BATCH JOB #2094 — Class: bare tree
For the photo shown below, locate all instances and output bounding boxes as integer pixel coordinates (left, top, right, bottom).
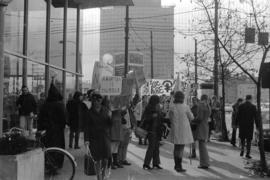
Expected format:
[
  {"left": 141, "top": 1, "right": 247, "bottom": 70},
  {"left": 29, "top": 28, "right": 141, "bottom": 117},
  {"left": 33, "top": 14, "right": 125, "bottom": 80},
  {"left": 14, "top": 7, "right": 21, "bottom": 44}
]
[{"left": 197, "top": 0, "right": 269, "bottom": 173}]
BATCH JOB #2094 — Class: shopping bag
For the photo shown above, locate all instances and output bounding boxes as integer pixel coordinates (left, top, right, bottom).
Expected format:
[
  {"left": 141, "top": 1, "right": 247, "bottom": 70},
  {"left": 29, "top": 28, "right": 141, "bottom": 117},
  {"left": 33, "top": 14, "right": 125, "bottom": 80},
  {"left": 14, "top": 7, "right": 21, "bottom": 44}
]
[
  {"left": 135, "top": 127, "right": 147, "bottom": 138},
  {"left": 84, "top": 154, "right": 96, "bottom": 175}
]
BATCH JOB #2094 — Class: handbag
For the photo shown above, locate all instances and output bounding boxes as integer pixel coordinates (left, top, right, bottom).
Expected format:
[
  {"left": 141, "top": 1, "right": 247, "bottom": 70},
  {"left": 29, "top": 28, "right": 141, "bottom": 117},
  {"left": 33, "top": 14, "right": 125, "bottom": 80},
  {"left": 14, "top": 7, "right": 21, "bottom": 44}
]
[
  {"left": 84, "top": 154, "right": 96, "bottom": 175},
  {"left": 135, "top": 127, "right": 148, "bottom": 138}
]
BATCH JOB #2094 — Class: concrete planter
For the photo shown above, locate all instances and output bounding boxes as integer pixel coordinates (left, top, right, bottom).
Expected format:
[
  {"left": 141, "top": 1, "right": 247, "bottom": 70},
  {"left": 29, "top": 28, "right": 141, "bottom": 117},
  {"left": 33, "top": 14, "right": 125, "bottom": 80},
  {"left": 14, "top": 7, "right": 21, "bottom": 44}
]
[{"left": 0, "top": 148, "right": 44, "bottom": 180}]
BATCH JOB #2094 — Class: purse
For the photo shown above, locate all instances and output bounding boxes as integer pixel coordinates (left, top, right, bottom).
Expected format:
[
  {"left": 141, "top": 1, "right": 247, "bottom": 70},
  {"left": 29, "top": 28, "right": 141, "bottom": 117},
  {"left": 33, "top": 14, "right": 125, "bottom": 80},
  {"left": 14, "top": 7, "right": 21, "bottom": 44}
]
[
  {"left": 84, "top": 154, "right": 96, "bottom": 176},
  {"left": 135, "top": 127, "right": 148, "bottom": 138}
]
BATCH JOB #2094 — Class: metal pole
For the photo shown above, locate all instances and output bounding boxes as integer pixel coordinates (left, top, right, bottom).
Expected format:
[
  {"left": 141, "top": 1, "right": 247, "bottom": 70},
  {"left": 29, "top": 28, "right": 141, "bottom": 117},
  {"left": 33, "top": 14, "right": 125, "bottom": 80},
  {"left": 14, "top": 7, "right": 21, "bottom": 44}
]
[
  {"left": 75, "top": 6, "right": 80, "bottom": 90},
  {"left": 124, "top": 5, "right": 129, "bottom": 78},
  {"left": 22, "top": 0, "right": 28, "bottom": 86},
  {"left": 0, "top": 4, "right": 7, "bottom": 137},
  {"left": 151, "top": 31, "right": 154, "bottom": 79},
  {"left": 214, "top": 0, "right": 219, "bottom": 97},
  {"left": 194, "top": 38, "right": 198, "bottom": 97},
  {"left": 45, "top": 0, "right": 51, "bottom": 96},
  {"left": 62, "top": 0, "right": 67, "bottom": 102}
]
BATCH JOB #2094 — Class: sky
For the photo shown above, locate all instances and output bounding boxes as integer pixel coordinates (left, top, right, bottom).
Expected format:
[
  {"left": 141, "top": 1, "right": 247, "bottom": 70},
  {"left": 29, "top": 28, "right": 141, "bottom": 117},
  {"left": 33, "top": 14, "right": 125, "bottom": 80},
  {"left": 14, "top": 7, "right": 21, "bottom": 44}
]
[
  {"left": 81, "top": 0, "right": 191, "bottom": 83},
  {"left": 81, "top": 0, "right": 270, "bottom": 83}
]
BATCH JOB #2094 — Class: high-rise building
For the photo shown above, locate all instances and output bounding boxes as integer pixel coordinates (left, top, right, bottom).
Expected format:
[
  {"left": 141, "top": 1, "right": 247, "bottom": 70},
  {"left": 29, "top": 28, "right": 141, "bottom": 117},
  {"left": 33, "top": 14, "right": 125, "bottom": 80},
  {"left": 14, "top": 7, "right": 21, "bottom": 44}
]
[{"left": 100, "top": 0, "right": 174, "bottom": 79}]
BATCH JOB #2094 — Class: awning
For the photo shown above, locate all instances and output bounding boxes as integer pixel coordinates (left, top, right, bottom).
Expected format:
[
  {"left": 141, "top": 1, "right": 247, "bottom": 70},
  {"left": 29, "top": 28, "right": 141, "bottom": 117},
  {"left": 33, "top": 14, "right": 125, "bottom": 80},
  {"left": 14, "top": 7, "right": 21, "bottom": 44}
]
[{"left": 46, "top": 0, "right": 134, "bottom": 9}]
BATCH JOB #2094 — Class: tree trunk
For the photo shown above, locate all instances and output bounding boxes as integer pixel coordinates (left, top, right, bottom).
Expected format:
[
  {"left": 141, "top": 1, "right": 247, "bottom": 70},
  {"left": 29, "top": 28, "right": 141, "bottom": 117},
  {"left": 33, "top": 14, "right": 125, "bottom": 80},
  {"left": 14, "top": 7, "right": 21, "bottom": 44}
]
[
  {"left": 220, "top": 65, "right": 229, "bottom": 141},
  {"left": 257, "top": 79, "right": 268, "bottom": 172}
]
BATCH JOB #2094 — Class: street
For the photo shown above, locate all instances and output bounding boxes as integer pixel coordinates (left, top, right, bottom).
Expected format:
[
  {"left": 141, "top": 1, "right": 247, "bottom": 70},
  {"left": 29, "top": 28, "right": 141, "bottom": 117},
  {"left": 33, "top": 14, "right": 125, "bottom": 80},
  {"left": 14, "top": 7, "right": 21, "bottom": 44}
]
[{"left": 65, "top": 133, "right": 269, "bottom": 180}]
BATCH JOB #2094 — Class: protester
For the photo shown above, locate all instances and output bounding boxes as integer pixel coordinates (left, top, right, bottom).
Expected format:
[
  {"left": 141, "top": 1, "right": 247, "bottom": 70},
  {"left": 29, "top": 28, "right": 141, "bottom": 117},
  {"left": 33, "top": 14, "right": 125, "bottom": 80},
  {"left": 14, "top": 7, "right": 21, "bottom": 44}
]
[
  {"left": 66, "top": 91, "right": 83, "bottom": 149},
  {"left": 37, "top": 83, "right": 66, "bottom": 172},
  {"left": 169, "top": 91, "right": 194, "bottom": 172},
  {"left": 211, "top": 96, "right": 221, "bottom": 133},
  {"left": 193, "top": 94, "right": 211, "bottom": 169},
  {"left": 142, "top": 95, "right": 164, "bottom": 170},
  {"left": 118, "top": 102, "right": 136, "bottom": 166},
  {"left": 110, "top": 109, "right": 124, "bottom": 169},
  {"left": 230, "top": 98, "right": 243, "bottom": 147},
  {"left": 134, "top": 95, "right": 148, "bottom": 145},
  {"left": 16, "top": 85, "right": 37, "bottom": 133},
  {"left": 236, "top": 95, "right": 258, "bottom": 159},
  {"left": 190, "top": 96, "right": 199, "bottom": 158},
  {"left": 84, "top": 93, "right": 112, "bottom": 180}
]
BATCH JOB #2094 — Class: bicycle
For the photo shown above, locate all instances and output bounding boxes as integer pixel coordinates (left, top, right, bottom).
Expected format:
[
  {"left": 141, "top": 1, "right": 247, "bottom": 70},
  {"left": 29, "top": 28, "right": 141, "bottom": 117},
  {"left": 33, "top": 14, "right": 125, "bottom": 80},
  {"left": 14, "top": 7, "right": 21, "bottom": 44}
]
[{"left": 7, "top": 127, "right": 77, "bottom": 180}]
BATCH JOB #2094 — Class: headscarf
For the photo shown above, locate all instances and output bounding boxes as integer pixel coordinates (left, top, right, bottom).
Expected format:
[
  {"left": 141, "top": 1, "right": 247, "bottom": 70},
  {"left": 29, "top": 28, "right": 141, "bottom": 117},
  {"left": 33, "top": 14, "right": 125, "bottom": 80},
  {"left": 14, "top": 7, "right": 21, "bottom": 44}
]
[{"left": 46, "top": 83, "right": 63, "bottom": 102}]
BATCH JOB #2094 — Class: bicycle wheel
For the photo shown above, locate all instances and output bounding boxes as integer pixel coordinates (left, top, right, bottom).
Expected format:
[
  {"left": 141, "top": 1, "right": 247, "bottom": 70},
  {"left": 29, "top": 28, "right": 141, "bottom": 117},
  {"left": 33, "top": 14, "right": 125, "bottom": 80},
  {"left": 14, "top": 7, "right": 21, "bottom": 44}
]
[{"left": 44, "top": 147, "right": 76, "bottom": 180}]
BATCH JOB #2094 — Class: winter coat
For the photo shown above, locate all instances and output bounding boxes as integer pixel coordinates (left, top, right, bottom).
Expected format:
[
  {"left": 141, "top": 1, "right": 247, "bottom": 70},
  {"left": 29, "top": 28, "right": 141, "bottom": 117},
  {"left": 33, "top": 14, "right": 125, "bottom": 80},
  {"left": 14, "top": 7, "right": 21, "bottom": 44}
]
[
  {"left": 236, "top": 101, "right": 258, "bottom": 140},
  {"left": 194, "top": 102, "right": 211, "bottom": 141},
  {"left": 66, "top": 99, "right": 81, "bottom": 131},
  {"left": 79, "top": 100, "right": 91, "bottom": 132},
  {"left": 110, "top": 110, "right": 123, "bottom": 141},
  {"left": 231, "top": 103, "right": 240, "bottom": 129},
  {"left": 16, "top": 93, "right": 37, "bottom": 116},
  {"left": 169, "top": 103, "right": 194, "bottom": 145},
  {"left": 141, "top": 106, "right": 163, "bottom": 140},
  {"left": 84, "top": 107, "right": 112, "bottom": 161},
  {"left": 37, "top": 83, "right": 66, "bottom": 150}
]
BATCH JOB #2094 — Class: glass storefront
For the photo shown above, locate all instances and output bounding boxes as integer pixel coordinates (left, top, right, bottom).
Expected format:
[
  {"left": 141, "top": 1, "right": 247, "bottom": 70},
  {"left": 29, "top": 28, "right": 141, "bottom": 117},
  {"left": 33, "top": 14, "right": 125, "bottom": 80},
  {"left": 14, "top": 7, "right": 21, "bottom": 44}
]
[{"left": 2, "top": 0, "right": 82, "bottom": 132}]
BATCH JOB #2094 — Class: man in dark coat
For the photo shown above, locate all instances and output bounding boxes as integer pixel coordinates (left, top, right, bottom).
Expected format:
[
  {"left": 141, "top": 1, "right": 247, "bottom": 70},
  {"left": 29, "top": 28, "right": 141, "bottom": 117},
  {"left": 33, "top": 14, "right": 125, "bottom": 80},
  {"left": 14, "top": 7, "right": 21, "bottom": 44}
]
[
  {"left": 37, "top": 83, "right": 67, "bottom": 170},
  {"left": 236, "top": 95, "right": 258, "bottom": 159},
  {"left": 66, "top": 91, "right": 83, "bottom": 149},
  {"left": 16, "top": 85, "right": 37, "bottom": 133},
  {"left": 84, "top": 93, "right": 112, "bottom": 180}
]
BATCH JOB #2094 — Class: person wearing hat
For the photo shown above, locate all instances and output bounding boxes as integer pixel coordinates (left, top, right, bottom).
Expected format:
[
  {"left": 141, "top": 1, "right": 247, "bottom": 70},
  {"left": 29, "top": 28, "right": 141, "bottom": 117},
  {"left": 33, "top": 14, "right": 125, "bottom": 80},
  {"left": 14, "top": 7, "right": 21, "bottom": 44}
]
[
  {"left": 84, "top": 93, "right": 112, "bottom": 180},
  {"left": 37, "top": 83, "right": 67, "bottom": 173}
]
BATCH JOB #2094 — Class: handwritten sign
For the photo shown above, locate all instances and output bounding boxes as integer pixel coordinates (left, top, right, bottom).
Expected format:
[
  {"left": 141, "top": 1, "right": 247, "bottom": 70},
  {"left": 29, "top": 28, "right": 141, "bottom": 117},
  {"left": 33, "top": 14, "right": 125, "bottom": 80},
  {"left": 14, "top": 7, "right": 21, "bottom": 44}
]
[
  {"left": 141, "top": 79, "right": 175, "bottom": 95},
  {"left": 91, "top": 61, "right": 114, "bottom": 90},
  {"left": 100, "top": 76, "right": 122, "bottom": 95}
]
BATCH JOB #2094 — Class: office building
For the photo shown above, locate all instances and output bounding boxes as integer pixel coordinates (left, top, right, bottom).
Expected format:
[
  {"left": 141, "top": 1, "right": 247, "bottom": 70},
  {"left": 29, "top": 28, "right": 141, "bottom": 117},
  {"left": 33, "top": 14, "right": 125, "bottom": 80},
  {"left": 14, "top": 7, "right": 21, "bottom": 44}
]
[{"left": 100, "top": 0, "right": 174, "bottom": 79}]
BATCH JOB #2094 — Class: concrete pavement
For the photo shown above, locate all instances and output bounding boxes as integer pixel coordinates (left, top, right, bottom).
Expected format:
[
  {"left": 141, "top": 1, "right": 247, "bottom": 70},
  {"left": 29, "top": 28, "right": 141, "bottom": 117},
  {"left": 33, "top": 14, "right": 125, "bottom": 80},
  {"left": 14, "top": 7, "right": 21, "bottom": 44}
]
[{"left": 63, "top": 133, "right": 269, "bottom": 180}]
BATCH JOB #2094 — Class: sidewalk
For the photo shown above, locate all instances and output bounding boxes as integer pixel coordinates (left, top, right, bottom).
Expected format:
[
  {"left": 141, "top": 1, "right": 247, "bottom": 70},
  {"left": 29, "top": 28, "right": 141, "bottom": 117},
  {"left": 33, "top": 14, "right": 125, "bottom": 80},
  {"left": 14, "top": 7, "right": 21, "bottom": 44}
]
[{"left": 63, "top": 133, "right": 269, "bottom": 180}]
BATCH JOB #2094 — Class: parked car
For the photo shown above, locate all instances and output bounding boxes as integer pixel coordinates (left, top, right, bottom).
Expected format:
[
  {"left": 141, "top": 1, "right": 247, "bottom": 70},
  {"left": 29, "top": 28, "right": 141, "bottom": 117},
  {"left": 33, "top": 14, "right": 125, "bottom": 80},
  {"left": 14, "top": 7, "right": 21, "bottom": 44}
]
[{"left": 254, "top": 109, "right": 270, "bottom": 150}]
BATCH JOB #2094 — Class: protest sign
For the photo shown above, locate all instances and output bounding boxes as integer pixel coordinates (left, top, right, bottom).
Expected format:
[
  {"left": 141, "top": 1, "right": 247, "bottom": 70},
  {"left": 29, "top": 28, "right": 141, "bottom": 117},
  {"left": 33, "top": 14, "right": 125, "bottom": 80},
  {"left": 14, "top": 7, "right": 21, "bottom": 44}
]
[
  {"left": 91, "top": 61, "right": 114, "bottom": 90},
  {"left": 141, "top": 79, "right": 175, "bottom": 96},
  {"left": 100, "top": 76, "right": 122, "bottom": 96},
  {"left": 121, "top": 78, "right": 135, "bottom": 96}
]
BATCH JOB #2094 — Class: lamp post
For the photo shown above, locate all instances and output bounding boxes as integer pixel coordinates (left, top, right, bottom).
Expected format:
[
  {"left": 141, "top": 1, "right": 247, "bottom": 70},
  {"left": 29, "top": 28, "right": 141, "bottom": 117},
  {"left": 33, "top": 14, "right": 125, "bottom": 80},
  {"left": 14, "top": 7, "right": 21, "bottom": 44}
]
[{"left": 0, "top": 0, "right": 13, "bottom": 137}]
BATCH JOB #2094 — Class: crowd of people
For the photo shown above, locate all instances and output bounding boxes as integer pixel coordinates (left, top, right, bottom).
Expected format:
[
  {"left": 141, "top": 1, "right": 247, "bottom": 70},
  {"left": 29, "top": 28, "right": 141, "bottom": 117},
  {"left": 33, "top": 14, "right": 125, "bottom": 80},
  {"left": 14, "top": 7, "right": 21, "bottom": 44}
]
[{"left": 15, "top": 83, "right": 260, "bottom": 180}]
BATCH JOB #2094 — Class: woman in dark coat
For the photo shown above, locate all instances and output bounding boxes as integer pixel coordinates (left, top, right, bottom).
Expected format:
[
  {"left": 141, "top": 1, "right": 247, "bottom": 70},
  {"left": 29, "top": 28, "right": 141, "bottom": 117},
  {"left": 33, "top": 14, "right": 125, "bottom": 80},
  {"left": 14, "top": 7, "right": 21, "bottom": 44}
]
[
  {"left": 37, "top": 83, "right": 66, "bottom": 169},
  {"left": 142, "top": 95, "right": 164, "bottom": 170},
  {"left": 66, "top": 91, "right": 83, "bottom": 149},
  {"left": 84, "top": 93, "right": 112, "bottom": 180}
]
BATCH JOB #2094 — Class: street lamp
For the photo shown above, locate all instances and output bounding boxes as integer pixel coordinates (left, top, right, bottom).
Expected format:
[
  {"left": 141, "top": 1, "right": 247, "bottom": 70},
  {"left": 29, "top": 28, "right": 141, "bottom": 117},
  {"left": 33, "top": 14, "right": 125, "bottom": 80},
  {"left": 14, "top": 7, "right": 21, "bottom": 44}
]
[{"left": 0, "top": 0, "right": 13, "bottom": 137}]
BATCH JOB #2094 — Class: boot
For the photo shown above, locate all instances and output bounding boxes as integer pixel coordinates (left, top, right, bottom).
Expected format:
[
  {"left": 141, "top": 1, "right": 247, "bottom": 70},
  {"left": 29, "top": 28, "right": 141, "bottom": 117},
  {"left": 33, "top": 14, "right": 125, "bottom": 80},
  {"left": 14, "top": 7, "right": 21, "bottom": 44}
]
[
  {"left": 191, "top": 149, "right": 196, "bottom": 158},
  {"left": 174, "top": 156, "right": 180, "bottom": 171},
  {"left": 174, "top": 157, "right": 186, "bottom": 173},
  {"left": 178, "top": 158, "right": 186, "bottom": 172},
  {"left": 112, "top": 153, "right": 123, "bottom": 168}
]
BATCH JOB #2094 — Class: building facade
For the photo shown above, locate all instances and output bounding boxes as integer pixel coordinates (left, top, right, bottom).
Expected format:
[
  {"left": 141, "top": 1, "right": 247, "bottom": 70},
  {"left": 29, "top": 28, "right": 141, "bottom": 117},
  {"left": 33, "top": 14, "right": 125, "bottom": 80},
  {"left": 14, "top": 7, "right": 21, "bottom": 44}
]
[
  {"left": 100, "top": 0, "right": 174, "bottom": 79},
  {"left": 2, "top": 0, "right": 83, "bottom": 132}
]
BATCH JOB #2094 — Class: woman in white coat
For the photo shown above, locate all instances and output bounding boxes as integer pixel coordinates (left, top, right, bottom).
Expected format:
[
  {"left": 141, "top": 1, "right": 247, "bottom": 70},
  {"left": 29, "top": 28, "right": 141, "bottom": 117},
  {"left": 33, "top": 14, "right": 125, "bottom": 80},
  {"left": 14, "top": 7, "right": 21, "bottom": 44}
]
[{"left": 169, "top": 91, "right": 194, "bottom": 172}]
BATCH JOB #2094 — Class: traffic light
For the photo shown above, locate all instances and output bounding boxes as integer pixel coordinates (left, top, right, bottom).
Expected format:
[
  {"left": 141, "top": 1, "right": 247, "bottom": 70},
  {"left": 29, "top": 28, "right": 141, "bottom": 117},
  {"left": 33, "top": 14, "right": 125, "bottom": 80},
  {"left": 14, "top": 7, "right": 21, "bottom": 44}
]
[
  {"left": 245, "top": 28, "right": 255, "bottom": 43},
  {"left": 258, "top": 32, "right": 269, "bottom": 45}
]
